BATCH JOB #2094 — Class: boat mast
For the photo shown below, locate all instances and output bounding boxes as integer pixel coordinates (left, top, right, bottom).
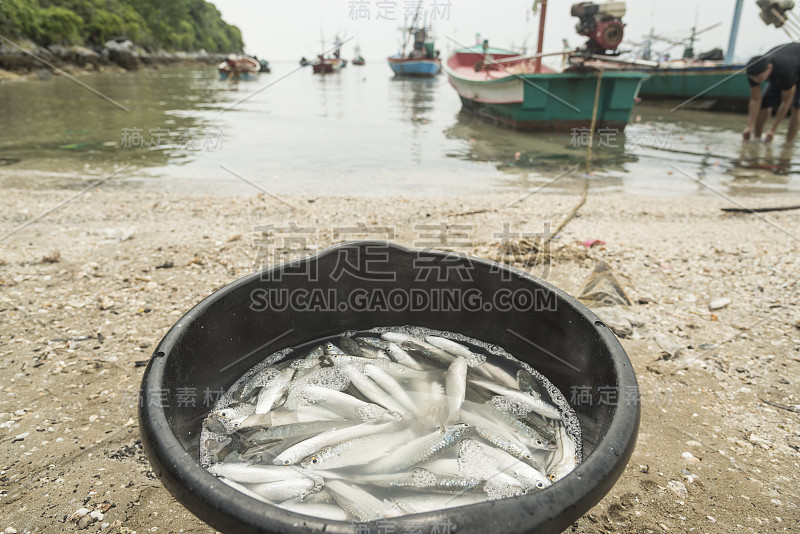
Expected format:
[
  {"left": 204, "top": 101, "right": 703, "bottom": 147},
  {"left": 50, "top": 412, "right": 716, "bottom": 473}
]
[
  {"left": 403, "top": 0, "right": 422, "bottom": 57},
  {"left": 534, "top": 0, "right": 548, "bottom": 73},
  {"left": 725, "top": 0, "right": 744, "bottom": 65}
]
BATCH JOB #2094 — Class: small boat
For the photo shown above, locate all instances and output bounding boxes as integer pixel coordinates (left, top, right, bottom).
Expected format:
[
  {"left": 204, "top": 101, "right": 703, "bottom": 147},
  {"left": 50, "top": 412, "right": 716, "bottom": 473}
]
[
  {"left": 353, "top": 44, "right": 366, "bottom": 66},
  {"left": 299, "top": 57, "right": 311, "bottom": 67},
  {"left": 443, "top": 2, "right": 647, "bottom": 132},
  {"left": 218, "top": 55, "right": 260, "bottom": 81},
  {"left": 388, "top": 6, "right": 441, "bottom": 77},
  {"left": 312, "top": 54, "right": 344, "bottom": 74},
  {"left": 258, "top": 59, "right": 271, "bottom": 73},
  {"left": 388, "top": 54, "right": 441, "bottom": 77},
  {"left": 313, "top": 35, "right": 346, "bottom": 74}
]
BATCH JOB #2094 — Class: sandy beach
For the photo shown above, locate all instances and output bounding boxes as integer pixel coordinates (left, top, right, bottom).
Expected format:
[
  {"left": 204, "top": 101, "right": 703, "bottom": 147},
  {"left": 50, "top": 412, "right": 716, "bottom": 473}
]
[{"left": 1, "top": 185, "right": 798, "bottom": 533}]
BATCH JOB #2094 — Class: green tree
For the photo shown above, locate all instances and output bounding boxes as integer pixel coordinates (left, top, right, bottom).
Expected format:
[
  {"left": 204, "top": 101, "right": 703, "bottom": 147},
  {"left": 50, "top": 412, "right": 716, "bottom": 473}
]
[
  {"left": 0, "top": 0, "right": 244, "bottom": 52},
  {"left": 37, "top": 6, "right": 84, "bottom": 45}
]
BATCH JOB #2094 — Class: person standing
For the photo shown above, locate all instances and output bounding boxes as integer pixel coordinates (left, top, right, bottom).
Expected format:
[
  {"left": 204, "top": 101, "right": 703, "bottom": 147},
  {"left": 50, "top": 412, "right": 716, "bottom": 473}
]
[{"left": 743, "top": 43, "right": 800, "bottom": 143}]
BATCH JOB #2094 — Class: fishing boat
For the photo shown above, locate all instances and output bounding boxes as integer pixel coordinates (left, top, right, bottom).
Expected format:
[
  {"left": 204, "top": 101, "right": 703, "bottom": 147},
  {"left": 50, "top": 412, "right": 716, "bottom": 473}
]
[
  {"left": 387, "top": 5, "right": 441, "bottom": 77},
  {"left": 313, "top": 35, "right": 346, "bottom": 74},
  {"left": 312, "top": 55, "right": 344, "bottom": 74},
  {"left": 353, "top": 44, "right": 366, "bottom": 66},
  {"left": 217, "top": 55, "right": 260, "bottom": 81},
  {"left": 636, "top": 61, "right": 749, "bottom": 111},
  {"left": 443, "top": 2, "right": 647, "bottom": 132},
  {"left": 626, "top": 1, "right": 751, "bottom": 111}
]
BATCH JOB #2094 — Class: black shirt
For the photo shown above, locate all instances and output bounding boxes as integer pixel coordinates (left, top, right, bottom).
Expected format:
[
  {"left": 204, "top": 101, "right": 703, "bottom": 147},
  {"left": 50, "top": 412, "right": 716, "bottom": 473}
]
[{"left": 749, "top": 42, "right": 800, "bottom": 90}]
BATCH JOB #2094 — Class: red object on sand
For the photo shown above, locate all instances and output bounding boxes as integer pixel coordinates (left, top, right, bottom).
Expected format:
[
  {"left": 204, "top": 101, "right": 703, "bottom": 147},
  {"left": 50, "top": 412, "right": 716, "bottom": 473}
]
[{"left": 582, "top": 239, "right": 606, "bottom": 248}]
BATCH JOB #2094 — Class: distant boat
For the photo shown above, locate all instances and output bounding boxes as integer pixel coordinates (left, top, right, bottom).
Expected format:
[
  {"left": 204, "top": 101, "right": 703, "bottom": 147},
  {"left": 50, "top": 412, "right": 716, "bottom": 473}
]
[
  {"left": 313, "top": 34, "right": 346, "bottom": 74},
  {"left": 312, "top": 55, "right": 344, "bottom": 74},
  {"left": 218, "top": 55, "right": 260, "bottom": 81},
  {"left": 353, "top": 44, "right": 366, "bottom": 66},
  {"left": 299, "top": 57, "right": 311, "bottom": 67},
  {"left": 443, "top": 2, "right": 647, "bottom": 132},
  {"left": 388, "top": 5, "right": 441, "bottom": 77},
  {"left": 258, "top": 59, "right": 271, "bottom": 73}
]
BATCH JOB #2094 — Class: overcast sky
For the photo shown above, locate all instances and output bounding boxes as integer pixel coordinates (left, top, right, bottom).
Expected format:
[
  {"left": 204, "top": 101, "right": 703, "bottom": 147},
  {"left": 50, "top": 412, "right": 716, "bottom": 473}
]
[{"left": 211, "top": 0, "right": 793, "bottom": 63}]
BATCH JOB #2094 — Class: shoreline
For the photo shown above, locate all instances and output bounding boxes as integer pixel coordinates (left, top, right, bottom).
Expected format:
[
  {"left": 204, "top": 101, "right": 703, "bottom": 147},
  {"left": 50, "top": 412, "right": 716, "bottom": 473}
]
[
  {"left": 0, "top": 187, "right": 798, "bottom": 532},
  {"left": 0, "top": 41, "right": 228, "bottom": 83}
]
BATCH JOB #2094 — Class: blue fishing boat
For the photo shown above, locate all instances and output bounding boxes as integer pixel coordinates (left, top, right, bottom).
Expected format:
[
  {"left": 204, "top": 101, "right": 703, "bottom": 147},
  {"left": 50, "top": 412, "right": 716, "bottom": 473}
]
[
  {"left": 388, "top": 55, "right": 441, "bottom": 76},
  {"left": 387, "top": 4, "right": 441, "bottom": 77}
]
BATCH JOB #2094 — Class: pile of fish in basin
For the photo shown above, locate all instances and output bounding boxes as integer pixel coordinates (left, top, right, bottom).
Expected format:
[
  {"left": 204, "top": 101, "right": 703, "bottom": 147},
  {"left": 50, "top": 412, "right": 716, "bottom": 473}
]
[{"left": 200, "top": 326, "right": 581, "bottom": 521}]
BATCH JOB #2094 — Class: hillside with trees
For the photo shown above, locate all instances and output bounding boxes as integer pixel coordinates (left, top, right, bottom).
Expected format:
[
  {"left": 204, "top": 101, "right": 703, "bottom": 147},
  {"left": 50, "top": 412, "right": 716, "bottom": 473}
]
[{"left": 0, "top": 0, "right": 243, "bottom": 53}]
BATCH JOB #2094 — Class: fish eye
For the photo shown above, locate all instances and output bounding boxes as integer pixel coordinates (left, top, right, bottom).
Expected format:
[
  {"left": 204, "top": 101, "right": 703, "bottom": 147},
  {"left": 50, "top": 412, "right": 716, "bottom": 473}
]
[
  {"left": 548, "top": 473, "right": 556, "bottom": 482},
  {"left": 524, "top": 454, "right": 532, "bottom": 460},
  {"left": 311, "top": 457, "right": 319, "bottom": 464},
  {"left": 535, "top": 439, "right": 543, "bottom": 446},
  {"left": 536, "top": 481, "right": 544, "bottom": 489},
  {"left": 283, "top": 459, "right": 291, "bottom": 465}
]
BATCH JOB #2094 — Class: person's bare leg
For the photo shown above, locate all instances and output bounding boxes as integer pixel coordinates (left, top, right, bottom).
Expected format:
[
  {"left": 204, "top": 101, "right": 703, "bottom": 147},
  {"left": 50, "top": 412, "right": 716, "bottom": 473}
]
[
  {"left": 787, "top": 108, "right": 800, "bottom": 144},
  {"left": 754, "top": 108, "right": 769, "bottom": 138}
]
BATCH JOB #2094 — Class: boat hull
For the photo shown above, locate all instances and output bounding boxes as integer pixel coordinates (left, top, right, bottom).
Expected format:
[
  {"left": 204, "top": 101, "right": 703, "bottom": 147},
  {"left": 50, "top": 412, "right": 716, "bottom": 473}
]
[
  {"left": 446, "top": 63, "right": 646, "bottom": 132},
  {"left": 218, "top": 56, "right": 260, "bottom": 81},
  {"left": 638, "top": 64, "right": 749, "bottom": 111},
  {"left": 312, "top": 58, "right": 344, "bottom": 74},
  {"left": 218, "top": 70, "right": 258, "bottom": 81},
  {"left": 388, "top": 56, "right": 442, "bottom": 77}
]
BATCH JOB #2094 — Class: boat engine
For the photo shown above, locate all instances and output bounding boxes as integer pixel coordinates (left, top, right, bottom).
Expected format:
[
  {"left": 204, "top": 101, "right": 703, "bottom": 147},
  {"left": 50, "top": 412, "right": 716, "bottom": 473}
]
[
  {"left": 571, "top": 1, "right": 626, "bottom": 57},
  {"left": 757, "top": 0, "right": 795, "bottom": 28}
]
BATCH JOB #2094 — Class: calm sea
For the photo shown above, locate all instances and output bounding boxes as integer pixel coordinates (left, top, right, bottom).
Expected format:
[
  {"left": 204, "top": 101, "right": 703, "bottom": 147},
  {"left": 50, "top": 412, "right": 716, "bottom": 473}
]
[{"left": 1, "top": 61, "right": 798, "bottom": 197}]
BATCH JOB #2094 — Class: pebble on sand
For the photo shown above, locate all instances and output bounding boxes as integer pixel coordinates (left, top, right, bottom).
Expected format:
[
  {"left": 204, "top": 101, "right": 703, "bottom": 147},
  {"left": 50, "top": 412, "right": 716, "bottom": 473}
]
[
  {"left": 668, "top": 480, "right": 688, "bottom": 499},
  {"left": 709, "top": 297, "right": 731, "bottom": 311},
  {"left": 682, "top": 451, "right": 701, "bottom": 463}
]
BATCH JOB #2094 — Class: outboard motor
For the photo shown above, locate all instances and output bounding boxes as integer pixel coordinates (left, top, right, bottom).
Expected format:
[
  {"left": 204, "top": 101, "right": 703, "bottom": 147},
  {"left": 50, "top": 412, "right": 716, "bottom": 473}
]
[
  {"left": 757, "top": 0, "right": 795, "bottom": 28},
  {"left": 571, "top": 1, "right": 627, "bottom": 57}
]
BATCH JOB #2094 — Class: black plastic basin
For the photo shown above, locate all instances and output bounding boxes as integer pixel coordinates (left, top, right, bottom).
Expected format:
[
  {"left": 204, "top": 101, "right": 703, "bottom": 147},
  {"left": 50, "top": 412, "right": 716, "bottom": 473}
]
[{"left": 139, "top": 241, "right": 639, "bottom": 534}]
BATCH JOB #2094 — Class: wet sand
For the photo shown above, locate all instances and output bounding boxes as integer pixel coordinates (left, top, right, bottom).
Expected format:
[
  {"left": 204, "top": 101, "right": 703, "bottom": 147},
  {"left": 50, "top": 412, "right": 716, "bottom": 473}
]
[{"left": 0, "top": 185, "right": 798, "bottom": 533}]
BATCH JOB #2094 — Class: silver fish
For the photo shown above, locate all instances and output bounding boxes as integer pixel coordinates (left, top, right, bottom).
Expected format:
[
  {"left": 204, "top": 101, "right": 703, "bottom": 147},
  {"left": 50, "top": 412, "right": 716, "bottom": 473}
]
[
  {"left": 363, "top": 363, "right": 418, "bottom": 415},
  {"left": 205, "top": 402, "right": 256, "bottom": 434},
  {"left": 445, "top": 357, "right": 468, "bottom": 422},
  {"left": 384, "top": 342, "right": 425, "bottom": 370},
  {"left": 299, "top": 384, "right": 390, "bottom": 422},
  {"left": 235, "top": 368, "right": 281, "bottom": 402},
  {"left": 546, "top": 424, "right": 578, "bottom": 482},
  {"left": 353, "top": 467, "right": 485, "bottom": 494},
  {"left": 326, "top": 479, "right": 401, "bottom": 521},
  {"left": 250, "top": 473, "right": 323, "bottom": 501},
  {"left": 471, "top": 440, "right": 550, "bottom": 490},
  {"left": 239, "top": 419, "right": 351, "bottom": 447},
  {"left": 365, "top": 423, "right": 474, "bottom": 473},
  {"left": 356, "top": 337, "right": 392, "bottom": 351},
  {"left": 469, "top": 378, "right": 561, "bottom": 420},
  {"left": 300, "top": 428, "right": 410, "bottom": 470},
  {"left": 208, "top": 463, "right": 303, "bottom": 484},
  {"left": 463, "top": 400, "right": 556, "bottom": 451},
  {"left": 458, "top": 408, "right": 535, "bottom": 463},
  {"left": 217, "top": 477, "right": 271, "bottom": 504},
  {"left": 255, "top": 367, "right": 295, "bottom": 414},
  {"left": 424, "top": 336, "right": 487, "bottom": 368},
  {"left": 273, "top": 421, "right": 397, "bottom": 466},
  {"left": 339, "top": 363, "right": 407, "bottom": 416}
]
